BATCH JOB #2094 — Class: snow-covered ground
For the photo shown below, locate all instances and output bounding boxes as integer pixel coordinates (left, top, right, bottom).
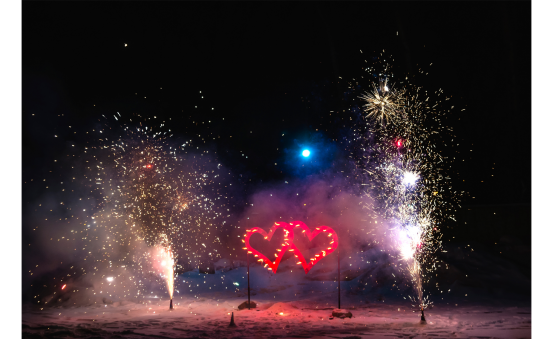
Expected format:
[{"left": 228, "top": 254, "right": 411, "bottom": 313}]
[
  {"left": 22, "top": 296, "right": 530, "bottom": 339},
  {"left": 22, "top": 242, "right": 531, "bottom": 338}
]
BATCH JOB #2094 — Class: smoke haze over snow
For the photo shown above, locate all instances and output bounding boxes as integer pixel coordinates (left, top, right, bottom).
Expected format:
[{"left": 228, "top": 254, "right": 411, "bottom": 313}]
[
  {"left": 22, "top": 127, "right": 411, "bottom": 309},
  {"left": 228, "top": 174, "right": 395, "bottom": 264}
]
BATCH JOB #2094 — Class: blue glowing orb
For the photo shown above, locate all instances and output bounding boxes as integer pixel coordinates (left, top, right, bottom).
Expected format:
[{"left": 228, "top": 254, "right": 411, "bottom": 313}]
[{"left": 302, "top": 149, "right": 311, "bottom": 157}]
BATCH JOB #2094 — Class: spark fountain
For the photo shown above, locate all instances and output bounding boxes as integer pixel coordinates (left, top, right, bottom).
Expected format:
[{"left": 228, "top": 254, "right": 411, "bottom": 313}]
[
  {"left": 155, "top": 246, "right": 175, "bottom": 310},
  {"left": 34, "top": 112, "right": 227, "bottom": 307},
  {"left": 350, "top": 51, "right": 462, "bottom": 318},
  {"left": 86, "top": 113, "right": 225, "bottom": 291}
]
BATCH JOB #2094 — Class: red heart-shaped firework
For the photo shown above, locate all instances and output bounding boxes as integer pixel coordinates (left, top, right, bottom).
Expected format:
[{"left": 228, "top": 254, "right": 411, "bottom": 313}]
[
  {"left": 244, "top": 221, "right": 294, "bottom": 273},
  {"left": 244, "top": 221, "right": 338, "bottom": 274},
  {"left": 287, "top": 221, "right": 339, "bottom": 274}
]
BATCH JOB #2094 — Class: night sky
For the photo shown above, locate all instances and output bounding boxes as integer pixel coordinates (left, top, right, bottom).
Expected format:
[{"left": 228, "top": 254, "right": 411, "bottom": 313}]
[{"left": 19, "top": 0, "right": 534, "bottom": 321}]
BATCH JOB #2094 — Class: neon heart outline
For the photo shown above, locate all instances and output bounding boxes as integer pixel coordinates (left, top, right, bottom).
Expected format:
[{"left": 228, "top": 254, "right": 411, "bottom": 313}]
[
  {"left": 243, "top": 220, "right": 339, "bottom": 274},
  {"left": 244, "top": 221, "right": 294, "bottom": 273},
  {"left": 287, "top": 221, "right": 339, "bottom": 274}
]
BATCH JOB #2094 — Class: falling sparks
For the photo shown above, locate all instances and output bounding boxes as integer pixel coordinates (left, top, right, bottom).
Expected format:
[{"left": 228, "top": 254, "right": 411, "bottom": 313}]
[
  {"left": 31, "top": 111, "right": 229, "bottom": 306},
  {"left": 86, "top": 113, "right": 225, "bottom": 273},
  {"left": 351, "top": 51, "right": 463, "bottom": 311}
]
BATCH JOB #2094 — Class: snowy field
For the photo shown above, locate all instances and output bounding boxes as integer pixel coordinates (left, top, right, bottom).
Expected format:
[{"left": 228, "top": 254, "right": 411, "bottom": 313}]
[
  {"left": 22, "top": 296, "right": 530, "bottom": 339},
  {"left": 22, "top": 241, "right": 531, "bottom": 338}
]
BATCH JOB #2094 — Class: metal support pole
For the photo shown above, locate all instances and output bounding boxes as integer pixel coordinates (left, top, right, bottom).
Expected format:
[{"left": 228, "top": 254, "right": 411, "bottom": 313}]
[
  {"left": 338, "top": 246, "right": 341, "bottom": 309},
  {"left": 247, "top": 252, "right": 251, "bottom": 310}
]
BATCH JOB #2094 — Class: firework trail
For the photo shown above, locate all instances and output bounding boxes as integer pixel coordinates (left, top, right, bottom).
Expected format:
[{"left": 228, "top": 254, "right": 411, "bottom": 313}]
[{"left": 351, "top": 52, "right": 462, "bottom": 310}]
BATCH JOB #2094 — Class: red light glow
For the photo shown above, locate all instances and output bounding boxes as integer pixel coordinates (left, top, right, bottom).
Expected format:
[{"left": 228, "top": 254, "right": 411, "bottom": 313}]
[
  {"left": 396, "top": 140, "right": 402, "bottom": 147},
  {"left": 244, "top": 222, "right": 290, "bottom": 273},
  {"left": 146, "top": 163, "right": 153, "bottom": 169},
  {"left": 61, "top": 284, "right": 66, "bottom": 290},
  {"left": 244, "top": 221, "right": 339, "bottom": 274}
]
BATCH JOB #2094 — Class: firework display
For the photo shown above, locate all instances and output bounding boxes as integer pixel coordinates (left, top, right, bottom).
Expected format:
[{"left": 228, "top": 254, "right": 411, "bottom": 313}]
[
  {"left": 23, "top": 54, "right": 463, "bottom": 317},
  {"left": 95, "top": 113, "right": 227, "bottom": 298},
  {"left": 351, "top": 52, "right": 463, "bottom": 311},
  {"left": 20, "top": 2, "right": 532, "bottom": 337},
  {"left": 28, "top": 112, "right": 230, "bottom": 307},
  {"left": 359, "top": 79, "right": 406, "bottom": 125}
]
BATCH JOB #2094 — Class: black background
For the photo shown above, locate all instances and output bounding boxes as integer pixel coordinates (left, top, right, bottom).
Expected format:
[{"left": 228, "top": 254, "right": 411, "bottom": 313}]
[{"left": 23, "top": 2, "right": 531, "bottom": 244}]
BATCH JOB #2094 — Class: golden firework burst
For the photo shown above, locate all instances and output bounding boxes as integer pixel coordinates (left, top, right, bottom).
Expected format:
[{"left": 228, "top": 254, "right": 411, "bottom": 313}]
[{"left": 360, "top": 80, "right": 405, "bottom": 125}]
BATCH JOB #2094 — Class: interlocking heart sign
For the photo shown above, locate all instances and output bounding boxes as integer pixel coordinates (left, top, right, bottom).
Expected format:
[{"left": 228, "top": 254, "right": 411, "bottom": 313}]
[{"left": 243, "top": 221, "right": 339, "bottom": 274}]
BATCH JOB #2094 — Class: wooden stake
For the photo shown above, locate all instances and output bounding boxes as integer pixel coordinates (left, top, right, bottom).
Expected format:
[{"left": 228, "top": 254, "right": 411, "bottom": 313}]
[
  {"left": 247, "top": 251, "right": 251, "bottom": 310},
  {"left": 338, "top": 246, "right": 341, "bottom": 309}
]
